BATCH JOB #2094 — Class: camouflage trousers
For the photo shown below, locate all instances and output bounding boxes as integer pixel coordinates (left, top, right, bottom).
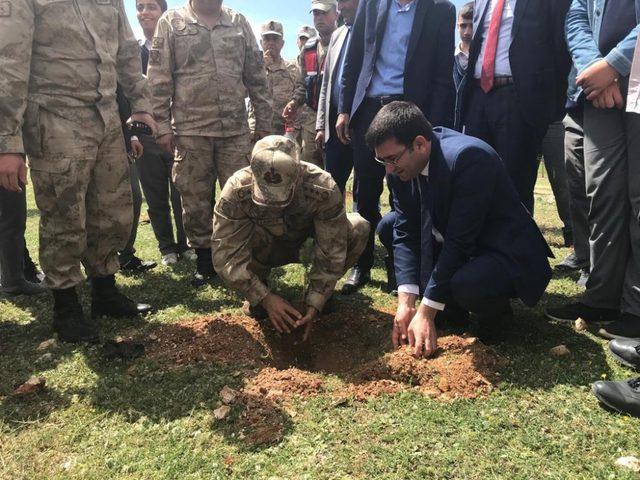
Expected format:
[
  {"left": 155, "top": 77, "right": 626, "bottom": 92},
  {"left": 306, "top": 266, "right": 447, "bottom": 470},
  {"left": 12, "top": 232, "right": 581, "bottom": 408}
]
[
  {"left": 301, "top": 111, "right": 324, "bottom": 169},
  {"left": 27, "top": 107, "right": 132, "bottom": 289},
  {"left": 247, "top": 213, "right": 369, "bottom": 307},
  {"left": 173, "top": 134, "right": 251, "bottom": 248}
]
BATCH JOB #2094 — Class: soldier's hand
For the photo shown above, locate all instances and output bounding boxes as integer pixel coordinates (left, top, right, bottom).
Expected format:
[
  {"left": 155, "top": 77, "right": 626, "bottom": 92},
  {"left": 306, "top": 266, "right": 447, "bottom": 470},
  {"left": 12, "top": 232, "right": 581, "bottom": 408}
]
[
  {"left": 129, "top": 112, "right": 158, "bottom": 137},
  {"left": 336, "top": 113, "right": 351, "bottom": 145},
  {"left": 296, "top": 306, "right": 319, "bottom": 342},
  {"left": 0, "top": 153, "right": 27, "bottom": 193},
  {"left": 261, "top": 293, "right": 302, "bottom": 334},
  {"left": 130, "top": 139, "right": 144, "bottom": 159},
  {"left": 282, "top": 100, "right": 298, "bottom": 122},
  {"left": 315, "top": 130, "right": 325, "bottom": 151},
  {"left": 157, "top": 133, "right": 176, "bottom": 156},
  {"left": 392, "top": 292, "right": 417, "bottom": 348}
]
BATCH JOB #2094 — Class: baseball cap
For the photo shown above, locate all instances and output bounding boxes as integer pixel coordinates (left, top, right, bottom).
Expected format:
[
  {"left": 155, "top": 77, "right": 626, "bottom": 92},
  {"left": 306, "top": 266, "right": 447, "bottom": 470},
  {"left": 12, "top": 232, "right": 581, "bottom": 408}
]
[
  {"left": 261, "top": 20, "right": 283, "bottom": 37},
  {"left": 297, "top": 25, "right": 317, "bottom": 39},
  {"left": 310, "top": 0, "right": 337, "bottom": 12},
  {"left": 251, "top": 136, "right": 301, "bottom": 207}
]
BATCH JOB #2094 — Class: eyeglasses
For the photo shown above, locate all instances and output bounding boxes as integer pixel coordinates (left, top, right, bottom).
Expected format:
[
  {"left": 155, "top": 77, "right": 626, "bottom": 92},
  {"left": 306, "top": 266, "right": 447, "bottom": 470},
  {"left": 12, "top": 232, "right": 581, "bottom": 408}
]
[{"left": 374, "top": 146, "right": 410, "bottom": 166}]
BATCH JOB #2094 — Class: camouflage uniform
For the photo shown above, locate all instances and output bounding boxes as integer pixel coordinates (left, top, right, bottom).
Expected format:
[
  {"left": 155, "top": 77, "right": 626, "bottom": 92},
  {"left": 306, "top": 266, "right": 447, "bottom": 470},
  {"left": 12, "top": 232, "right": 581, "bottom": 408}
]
[
  {"left": 0, "top": 0, "right": 150, "bottom": 290},
  {"left": 265, "top": 59, "right": 300, "bottom": 135},
  {"left": 148, "top": 3, "right": 272, "bottom": 248},
  {"left": 213, "top": 136, "right": 369, "bottom": 312}
]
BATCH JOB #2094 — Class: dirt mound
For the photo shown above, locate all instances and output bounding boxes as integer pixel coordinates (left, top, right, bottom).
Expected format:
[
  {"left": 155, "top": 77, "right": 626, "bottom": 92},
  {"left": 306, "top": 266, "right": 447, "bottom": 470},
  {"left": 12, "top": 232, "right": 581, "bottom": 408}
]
[{"left": 244, "top": 367, "right": 325, "bottom": 400}]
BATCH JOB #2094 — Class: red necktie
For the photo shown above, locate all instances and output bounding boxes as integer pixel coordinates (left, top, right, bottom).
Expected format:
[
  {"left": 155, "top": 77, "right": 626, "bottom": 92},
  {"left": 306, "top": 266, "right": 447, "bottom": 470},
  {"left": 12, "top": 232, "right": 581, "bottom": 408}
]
[{"left": 480, "top": 0, "right": 506, "bottom": 93}]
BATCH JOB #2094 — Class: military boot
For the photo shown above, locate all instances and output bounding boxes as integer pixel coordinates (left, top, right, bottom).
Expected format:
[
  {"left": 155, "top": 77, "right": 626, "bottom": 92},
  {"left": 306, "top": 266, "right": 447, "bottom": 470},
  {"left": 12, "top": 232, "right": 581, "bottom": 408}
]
[
  {"left": 52, "top": 287, "right": 99, "bottom": 343},
  {"left": 91, "top": 274, "right": 152, "bottom": 318},
  {"left": 0, "top": 240, "right": 46, "bottom": 296},
  {"left": 383, "top": 256, "right": 397, "bottom": 295},
  {"left": 191, "top": 248, "right": 216, "bottom": 287}
]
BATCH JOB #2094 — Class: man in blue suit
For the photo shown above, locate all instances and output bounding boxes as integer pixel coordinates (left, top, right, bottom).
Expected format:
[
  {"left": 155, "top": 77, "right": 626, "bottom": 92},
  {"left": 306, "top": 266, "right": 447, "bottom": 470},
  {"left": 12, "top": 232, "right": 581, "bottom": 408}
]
[{"left": 366, "top": 102, "right": 552, "bottom": 357}]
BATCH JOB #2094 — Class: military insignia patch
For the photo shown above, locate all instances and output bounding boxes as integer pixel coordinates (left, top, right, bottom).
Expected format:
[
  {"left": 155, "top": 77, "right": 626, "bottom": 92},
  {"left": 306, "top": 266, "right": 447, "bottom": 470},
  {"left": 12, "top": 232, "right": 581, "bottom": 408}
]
[
  {"left": 264, "top": 168, "right": 282, "bottom": 185},
  {"left": 0, "top": 2, "right": 11, "bottom": 17},
  {"left": 152, "top": 37, "right": 164, "bottom": 49},
  {"left": 171, "top": 17, "right": 186, "bottom": 31},
  {"left": 149, "top": 49, "right": 161, "bottom": 66}
]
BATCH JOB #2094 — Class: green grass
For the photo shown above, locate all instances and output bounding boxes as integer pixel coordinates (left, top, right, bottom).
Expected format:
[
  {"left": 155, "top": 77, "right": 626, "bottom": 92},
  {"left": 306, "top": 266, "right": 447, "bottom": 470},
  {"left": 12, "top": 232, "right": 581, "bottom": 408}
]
[{"left": 1, "top": 176, "right": 639, "bottom": 479}]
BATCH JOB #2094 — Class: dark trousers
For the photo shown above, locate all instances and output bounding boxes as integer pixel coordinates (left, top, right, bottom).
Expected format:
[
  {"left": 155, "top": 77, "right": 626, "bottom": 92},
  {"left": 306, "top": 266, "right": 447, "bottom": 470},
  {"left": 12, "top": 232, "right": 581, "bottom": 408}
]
[
  {"left": 119, "top": 162, "right": 143, "bottom": 264},
  {"left": 352, "top": 99, "right": 388, "bottom": 271},
  {"left": 376, "top": 210, "right": 396, "bottom": 257},
  {"left": 464, "top": 84, "right": 545, "bottom": 213},
  {"left": 325, "top": 109, "right": 354, "bottom": 195},
  {"left": 0, "top": 185, "right": 26, "bottom": 287},
  {"left": 136, "top": 135, "right": 188, "bottom": 256}
]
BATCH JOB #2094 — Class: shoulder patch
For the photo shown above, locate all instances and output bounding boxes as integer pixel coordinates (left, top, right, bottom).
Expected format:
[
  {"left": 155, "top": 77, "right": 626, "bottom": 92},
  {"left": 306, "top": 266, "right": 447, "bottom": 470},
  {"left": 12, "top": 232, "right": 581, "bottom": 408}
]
[
  {"left": 0, "top": 2, "right": 11, "bottom": 17},
  {"left": 151, "top": 37, "right": 164, "bottom": 49},
  {"left": 171, "top": 17, "right": 187, "bottom": 31},
  {"left": 148, "top": 49, "right": 161, "bottom": 66},
  {"left": 303, "top": 183, "right": 331, "bottom": 201}
]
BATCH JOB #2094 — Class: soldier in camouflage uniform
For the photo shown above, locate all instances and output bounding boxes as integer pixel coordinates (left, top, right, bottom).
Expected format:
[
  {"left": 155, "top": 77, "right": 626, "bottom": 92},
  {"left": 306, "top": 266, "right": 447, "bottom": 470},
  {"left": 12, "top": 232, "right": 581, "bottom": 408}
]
[
  {"left": 147, "top": 0, "right": 272, "bottom": 287},
  {"left": 0, "top": 0, "right": 154, "bottom": 343},
  {"left": 212, "top": 135, "right": 369, "bottom": 339},
  {"left": 283, "top": 0, "right": 339, "bottom": 169}
]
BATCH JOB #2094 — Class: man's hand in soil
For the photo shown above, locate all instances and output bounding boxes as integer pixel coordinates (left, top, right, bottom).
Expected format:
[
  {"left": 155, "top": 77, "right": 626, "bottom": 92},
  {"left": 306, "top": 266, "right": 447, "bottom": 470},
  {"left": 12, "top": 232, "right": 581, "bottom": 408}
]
[
  {"left": 392, "top": 292, "right": 417, "bottom": 348},
  {"left": 261, "top": 293, "right": 302, "bottom": 334},
  {"left": 0, "top": 153, "right": 27, "bottom": 192},
  {"left": 407, "top": 304, "right": 438, "bottom": 358},
  {"left": 295, "top": 305, "right": 319, "bottom": 342}
]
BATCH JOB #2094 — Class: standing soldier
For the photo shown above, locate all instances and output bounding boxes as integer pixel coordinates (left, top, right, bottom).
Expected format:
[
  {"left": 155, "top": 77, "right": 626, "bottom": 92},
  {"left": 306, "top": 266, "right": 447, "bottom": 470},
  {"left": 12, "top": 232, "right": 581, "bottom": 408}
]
[
  {"left": 0, "top": 0, "right": 155, "bottom": 343},
  {"left": 148, "top": 0, "right": 272, "bottom": 287},
  {"left": 284, "top": 1, "right": 339, "bottom": 169},
  {"left": 297, "top": 25, "right": 318, "bottom": 52},
  {"left": 212, "top": 136, "right": 369, "bottom": 339}
]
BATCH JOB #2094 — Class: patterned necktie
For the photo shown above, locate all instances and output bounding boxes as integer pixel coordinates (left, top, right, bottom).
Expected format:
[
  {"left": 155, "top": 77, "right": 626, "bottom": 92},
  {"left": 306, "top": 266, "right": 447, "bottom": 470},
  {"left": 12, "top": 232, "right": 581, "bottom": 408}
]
[{"left": 480, "top": 0, "right": 507, "bottom": 93}]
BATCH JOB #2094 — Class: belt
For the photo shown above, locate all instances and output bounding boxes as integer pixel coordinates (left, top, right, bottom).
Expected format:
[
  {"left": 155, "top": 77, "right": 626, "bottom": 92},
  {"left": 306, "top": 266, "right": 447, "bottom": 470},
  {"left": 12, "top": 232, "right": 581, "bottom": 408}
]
[
  {"left": 365, "top": 94, "right": 405, "bottom": 106},
  {"left": 474, "top": 76, "right": 514, "bottom": 89}
]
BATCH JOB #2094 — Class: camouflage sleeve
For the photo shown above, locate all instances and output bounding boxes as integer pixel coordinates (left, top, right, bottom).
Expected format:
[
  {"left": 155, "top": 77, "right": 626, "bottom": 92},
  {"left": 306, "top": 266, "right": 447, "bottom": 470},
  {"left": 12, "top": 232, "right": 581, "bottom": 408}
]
[
  {"left": 115, "top": 0, "right": 151, "bottom": 115},
  {"left": 239, "top": 15, "right": 272, "bottom": 134},
  {"left": 212, "top": 184, "right": 270, "bottom": 307},
  {"left": 0, "top": 0, "right": 34, "bottom": 154},
  {"left": 147, "top": 15, "right": 174, "bottom": 137},
  {"left": 306, "top": 185, "right": 349, "bottom": 311},
  {"left": 292, "top": 50, "right": 307, "bottom": 107}
]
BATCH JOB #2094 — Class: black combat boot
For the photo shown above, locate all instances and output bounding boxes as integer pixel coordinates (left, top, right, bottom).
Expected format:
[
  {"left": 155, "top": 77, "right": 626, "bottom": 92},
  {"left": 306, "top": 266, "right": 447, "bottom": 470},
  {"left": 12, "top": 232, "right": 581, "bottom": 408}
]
[
  {"left": 383, "top": 256, "right": 397, "bottom": 295},
  {"left": 191, "top": 248, "right": 216, "bottom": 287},
  {"left": 52, "top": 287, "right": 99, "bottom": 343},
  {"left": 91, "top": 274, "right": 152, "bottom": 318},
  {"left": 0, "top": 240, "right": 46, "bottom": 296}
]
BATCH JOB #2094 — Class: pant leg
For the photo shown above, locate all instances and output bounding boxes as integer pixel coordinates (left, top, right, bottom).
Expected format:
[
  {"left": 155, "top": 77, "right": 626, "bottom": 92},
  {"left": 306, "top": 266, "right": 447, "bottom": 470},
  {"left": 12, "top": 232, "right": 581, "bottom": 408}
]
[
  {"left": 170, "top": 177, "right": 189, "bottom": 252},
  {"left": 212, "top": 133, "right": 252, "bottom": 188},
  {"left": 450, "top": 254, "right": 516, "bottom": 315},
  {"left": 622, "top": 111, "right": 640, "bottom": 316},
  {"left": 301, "top": 114, "right": 324, "bottom": 169},
  {"left": 351, "top": 100, "right": 387, "bottom": 272},
  {"left": 84, "top": 118, "right": 134, "bottom": 278},
  {"left": 376, "top": 210, "right": 397, "bottom": 259},
  {"left": 582, "top": 103, "right": 630, "bottom": 310},
  {"left": 324, "top": 110, "right": 354, "bottom": 195},
  {"left": 542, "top": 120, "right": 573, "bottom": 238},
  {"left": 344, "top": 212, "right": 370, "bottom": 270},
  {"left": 118, "top": 161, "right": 141, "bottom": 263},
  {"left": 0, "top": 184, "right": 27, "bottom": 287},
  {"left": 173, "top": 136, "right": 215, "bottom": 249},
  {"left": 563, "top": 108, "right": 590, "bottom": 264}
]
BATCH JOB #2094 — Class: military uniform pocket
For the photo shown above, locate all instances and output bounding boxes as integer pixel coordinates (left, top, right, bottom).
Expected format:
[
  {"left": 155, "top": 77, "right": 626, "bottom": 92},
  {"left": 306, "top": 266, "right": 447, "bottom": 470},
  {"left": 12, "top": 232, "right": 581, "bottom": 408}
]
[{"left": 28, "top": 155, "right": 72, "bottom": 175}]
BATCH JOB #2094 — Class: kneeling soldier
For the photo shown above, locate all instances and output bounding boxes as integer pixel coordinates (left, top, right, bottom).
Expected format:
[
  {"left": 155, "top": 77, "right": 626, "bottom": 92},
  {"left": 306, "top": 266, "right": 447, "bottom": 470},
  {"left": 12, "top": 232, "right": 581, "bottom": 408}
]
[{"left": 213, "top": 135, "right": 369, "bottom": 339}]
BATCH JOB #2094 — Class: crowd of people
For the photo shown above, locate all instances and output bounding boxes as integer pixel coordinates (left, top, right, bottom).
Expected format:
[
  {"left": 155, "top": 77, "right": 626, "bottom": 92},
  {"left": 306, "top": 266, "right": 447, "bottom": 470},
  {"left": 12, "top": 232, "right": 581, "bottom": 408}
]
[{"left": 0, "top": 0, "right": 639, "bottom": 416}]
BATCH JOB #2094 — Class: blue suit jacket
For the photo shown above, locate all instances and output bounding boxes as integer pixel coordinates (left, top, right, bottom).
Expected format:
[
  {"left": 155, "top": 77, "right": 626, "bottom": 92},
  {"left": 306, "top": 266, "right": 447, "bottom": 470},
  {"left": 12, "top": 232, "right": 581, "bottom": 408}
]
[
  {"left": 338, "top": 0, "right": 456, "bottom": 128},
  {"left": 389, "top": 128, "right": 553, "bottom": 307}
]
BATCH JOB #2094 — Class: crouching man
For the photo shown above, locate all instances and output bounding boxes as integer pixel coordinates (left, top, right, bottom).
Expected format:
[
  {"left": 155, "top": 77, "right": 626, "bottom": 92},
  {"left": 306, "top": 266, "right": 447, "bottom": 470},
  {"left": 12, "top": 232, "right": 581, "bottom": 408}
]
[{"left": 213, "top": 135, "right": 369, "bottom": 339}]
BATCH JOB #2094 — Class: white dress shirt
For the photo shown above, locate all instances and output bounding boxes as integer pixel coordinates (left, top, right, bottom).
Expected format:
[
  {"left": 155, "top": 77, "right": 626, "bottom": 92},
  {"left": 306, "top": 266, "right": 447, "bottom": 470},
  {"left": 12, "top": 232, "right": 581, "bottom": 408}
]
[
  {"left": 455, "top": 43, "right": 469, "bottom": 70},
  {"left": 473, "top": 0, "right": 516, "bottom": 79}
]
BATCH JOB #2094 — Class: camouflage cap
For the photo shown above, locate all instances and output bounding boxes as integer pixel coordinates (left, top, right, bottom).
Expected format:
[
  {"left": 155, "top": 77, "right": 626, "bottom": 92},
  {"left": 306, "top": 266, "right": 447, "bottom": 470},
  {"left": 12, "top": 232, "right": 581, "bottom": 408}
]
[
  {"left": 310, "top": 0, "right": 337, "bottom": 12},
  {"left": 261, "top": 20, "right": 284, "bottom": 37},
  {"left": 251, "top": 136, "right": 301, "bottom": 207},
  {"left": 297, "top": 25, "right": 317, "bottom": 39}
]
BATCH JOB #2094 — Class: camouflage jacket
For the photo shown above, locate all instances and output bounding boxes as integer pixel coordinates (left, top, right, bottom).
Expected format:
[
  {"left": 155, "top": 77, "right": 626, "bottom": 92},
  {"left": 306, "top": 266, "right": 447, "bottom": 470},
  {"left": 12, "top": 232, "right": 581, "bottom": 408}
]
[
  {"left": 0, "top": 0, "right": 150, "bottom": 154},
  {"left": 213, "top": 163, "right": 348, "bottom": 311},
  {"left": 265, "top": 58, "right": 300, "bottom": 133},
  {"left": 148, "top": 4, "right": 272, "bottom": 138}
]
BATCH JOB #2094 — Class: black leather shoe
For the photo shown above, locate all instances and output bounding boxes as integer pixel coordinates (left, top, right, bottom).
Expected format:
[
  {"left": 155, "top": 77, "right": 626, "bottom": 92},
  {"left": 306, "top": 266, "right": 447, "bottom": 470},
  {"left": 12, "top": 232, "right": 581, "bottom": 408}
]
[
  {"left": 555, "top": 252, "right": 589, "bottom": 272},
  {"left": 474, "top": 303, "right": 513, "bottom": 344},
  {"left": 1, "top": 279, "right": 47, "bottom": 296},
  {"left": 598, "top": 313, "right": 640, "bottom": 341},
  {"left": 52, "top": 287, "right": 100, "bottom": 344},
  {"left": 91, "top": 275, "right": 152, "bottom": 318},
  {"left": 593, "top": 377, "right": 640, "bottom": 417},
  {"left": 242, "top": 300, "right": 268, "bottom": 320},
  {"left": 341, "top": 267, "right": 370, "bottom": 295},
  {"left": 609, "top": 338, "right": 640, "bottom": 369},
  {"left": 191, "top": 248, "right": 216, "bottom": 287},
  {"left": 120, "top": 256, "right": 157, "bottom": 273},
  {"left": 383, "top": 256, "right": 397, "bottom": 295},
  {"left": 545, "top": 302, "right": 618, "bottom": 325}
]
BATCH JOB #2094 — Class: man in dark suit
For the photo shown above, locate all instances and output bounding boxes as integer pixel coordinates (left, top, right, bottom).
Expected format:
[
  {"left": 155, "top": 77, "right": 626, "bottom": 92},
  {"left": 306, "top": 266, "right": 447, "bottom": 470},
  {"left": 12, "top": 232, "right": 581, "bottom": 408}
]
[
  {"left": 366, "top": 102, "right": 552, "bottom": 357},
  {"left": 461, "top": 0, "right": 571, "bottom": 213},
  {"left": 335, "top": 0, "right": 456, "bottom": 294}
]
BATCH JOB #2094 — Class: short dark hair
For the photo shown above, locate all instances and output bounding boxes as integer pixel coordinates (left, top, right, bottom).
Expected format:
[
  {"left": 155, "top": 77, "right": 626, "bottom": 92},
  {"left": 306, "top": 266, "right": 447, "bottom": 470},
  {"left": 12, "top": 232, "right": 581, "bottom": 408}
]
[
  {"left": 459, "top": 1, "right": 474, "bottom": 20},
  {"left": 365, "top": 101, "right": 433, "bottom": 150},
  {"left": 137, "top": 0, "right": 168, "bottom": 13}
]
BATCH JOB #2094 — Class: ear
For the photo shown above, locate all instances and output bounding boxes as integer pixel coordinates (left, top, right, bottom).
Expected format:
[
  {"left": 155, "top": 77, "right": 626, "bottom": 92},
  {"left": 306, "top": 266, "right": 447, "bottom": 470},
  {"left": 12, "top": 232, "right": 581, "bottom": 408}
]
[{"left": 413, "top": 135, "right": 429, "bottom": 153}]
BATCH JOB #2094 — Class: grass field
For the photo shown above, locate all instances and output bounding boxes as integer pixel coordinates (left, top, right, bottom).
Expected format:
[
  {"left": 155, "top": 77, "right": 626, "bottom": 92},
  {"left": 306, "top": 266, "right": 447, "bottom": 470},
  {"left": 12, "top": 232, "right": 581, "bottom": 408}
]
[{"left": 1, "top": 176, "right": 639, "bottom": 479}]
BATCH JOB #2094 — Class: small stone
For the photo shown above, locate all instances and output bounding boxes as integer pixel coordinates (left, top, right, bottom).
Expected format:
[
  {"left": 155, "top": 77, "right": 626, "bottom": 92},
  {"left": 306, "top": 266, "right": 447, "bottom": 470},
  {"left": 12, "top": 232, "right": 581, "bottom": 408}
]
[
  {"left": 615, "top": 456, "right": 640, "bottom": 473},
  {"left": 219, "top": 386, "right": 237, "bottom": 405},
  {"left": 14, "top": 376, "right": 46, "bottom": 395},
  {"left": 464, "top": 337, "right": 478, "bottom": 345},
  {"left": 438, "top": 377, "right": 450, "bottom": 392},
  {"left": 36, "top": 353, "right": 53, "bottom": 364},
  {"left": 214, "top": 405, "right": 231, "bottom": 420},
  {"left": 61, "top": 460, "right": 73, "bottom": 471},
  {"left": 148, "top": 333, "right": 158, "bottom": 341},
  {"left": 574, "top": 318, "right": 588, "bottom": 332},
  {"left": 37, "top": 338, "right": 57, "bottom": 351},
  {"left": 549, "top": 345, "right": 571, "bottom": 357}
]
